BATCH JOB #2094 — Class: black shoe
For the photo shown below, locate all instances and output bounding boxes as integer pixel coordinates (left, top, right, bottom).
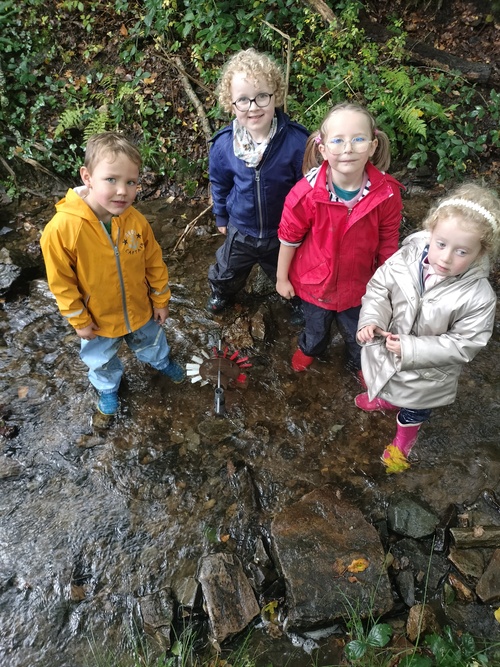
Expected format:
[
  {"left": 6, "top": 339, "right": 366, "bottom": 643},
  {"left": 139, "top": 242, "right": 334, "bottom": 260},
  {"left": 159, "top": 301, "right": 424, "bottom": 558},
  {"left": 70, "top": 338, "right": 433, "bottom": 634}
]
[{"left": 206, "top": 294, "right": 228, "bottom": 314}]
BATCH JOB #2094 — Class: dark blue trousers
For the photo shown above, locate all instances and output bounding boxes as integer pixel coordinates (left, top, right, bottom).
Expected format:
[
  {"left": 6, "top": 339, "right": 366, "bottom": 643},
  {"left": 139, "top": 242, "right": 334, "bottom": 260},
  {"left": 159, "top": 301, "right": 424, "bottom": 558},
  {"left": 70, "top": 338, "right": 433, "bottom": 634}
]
[
  {"left": 208, "top": 224, "right": 280, "bottom": 299},
  {"left": 398, "top": 408, "right": 432, "bottom": 425},
  {"left": 298, "top": 300, "right": 362, "bottom": 370}
]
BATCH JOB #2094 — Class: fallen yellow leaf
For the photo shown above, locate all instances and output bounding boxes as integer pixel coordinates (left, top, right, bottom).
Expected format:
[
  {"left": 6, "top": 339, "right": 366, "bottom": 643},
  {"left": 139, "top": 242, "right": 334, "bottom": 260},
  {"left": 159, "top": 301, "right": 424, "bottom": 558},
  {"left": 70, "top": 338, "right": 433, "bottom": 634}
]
[
  {"left": 495, "top": 607, "right": 500, "bottom": 623},
  {"left": 347, "top": 558, "right": 370, "bottom": 573},
  {"left": 382, "top": 445, "right": 410, "bottom": 474}
]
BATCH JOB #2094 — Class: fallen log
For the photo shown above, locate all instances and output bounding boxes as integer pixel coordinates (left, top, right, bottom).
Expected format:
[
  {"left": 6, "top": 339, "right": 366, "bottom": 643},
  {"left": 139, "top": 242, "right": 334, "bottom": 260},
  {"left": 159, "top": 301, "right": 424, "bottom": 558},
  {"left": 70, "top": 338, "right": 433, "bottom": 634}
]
[
  {"left": 450, "top": 526, "right": 500, "bottom": 548},
  {"left": 405, "top": 38, "right": 491, "bottom": 83},
  {"left": 357, "top": 13, "right": 492, "bottom": 84}
]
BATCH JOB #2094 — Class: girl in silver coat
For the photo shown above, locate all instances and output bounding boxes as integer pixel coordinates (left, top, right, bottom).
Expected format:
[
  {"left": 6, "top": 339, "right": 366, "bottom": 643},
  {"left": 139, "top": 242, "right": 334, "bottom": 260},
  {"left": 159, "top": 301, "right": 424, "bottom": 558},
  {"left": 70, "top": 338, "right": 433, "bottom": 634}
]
[{"left": 354, "top": 183, "right": 500, "bottom": 473}]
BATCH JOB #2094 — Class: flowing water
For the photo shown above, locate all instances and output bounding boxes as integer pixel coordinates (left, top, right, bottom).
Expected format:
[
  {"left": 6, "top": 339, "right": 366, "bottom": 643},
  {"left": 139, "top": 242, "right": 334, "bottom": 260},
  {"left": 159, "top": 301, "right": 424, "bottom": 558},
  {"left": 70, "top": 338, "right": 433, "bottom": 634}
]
[{"left": 0, "top": 194, "right": 499, "bottom": 667}]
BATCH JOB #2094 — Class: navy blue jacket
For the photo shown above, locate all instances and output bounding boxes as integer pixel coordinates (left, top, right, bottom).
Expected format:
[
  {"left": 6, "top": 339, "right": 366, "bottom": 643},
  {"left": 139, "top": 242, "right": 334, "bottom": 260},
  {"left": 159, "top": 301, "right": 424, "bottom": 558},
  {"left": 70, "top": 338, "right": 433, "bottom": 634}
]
[{"left": 209, "top": 109, "right": 309, "bottom": 239}]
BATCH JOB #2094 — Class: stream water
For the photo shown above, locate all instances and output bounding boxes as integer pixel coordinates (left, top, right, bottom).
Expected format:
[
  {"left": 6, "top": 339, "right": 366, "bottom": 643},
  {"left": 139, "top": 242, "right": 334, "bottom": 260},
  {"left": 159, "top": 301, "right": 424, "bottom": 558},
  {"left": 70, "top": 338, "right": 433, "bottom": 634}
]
[{"left": 0, "top": 193, "right": 499, "bottom": 667}]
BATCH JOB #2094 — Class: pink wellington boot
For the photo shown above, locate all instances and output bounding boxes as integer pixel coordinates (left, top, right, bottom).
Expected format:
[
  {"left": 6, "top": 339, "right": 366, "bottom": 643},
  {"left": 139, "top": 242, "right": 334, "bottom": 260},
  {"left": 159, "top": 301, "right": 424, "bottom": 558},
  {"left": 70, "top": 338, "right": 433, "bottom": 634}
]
[
  {"left": 354, "top": 392, "right": 398, "bottom": 412},
  {"left": 291, "top": 348, "right": 314, "bottom": 372},
  {"left": 382, "top": 419, "right": 423, "bottom": 474}
]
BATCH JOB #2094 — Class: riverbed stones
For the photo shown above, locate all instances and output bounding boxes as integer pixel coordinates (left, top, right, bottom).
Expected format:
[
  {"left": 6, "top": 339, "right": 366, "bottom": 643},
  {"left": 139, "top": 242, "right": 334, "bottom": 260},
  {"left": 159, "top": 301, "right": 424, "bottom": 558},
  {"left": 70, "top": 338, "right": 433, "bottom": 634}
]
[
  {"left": 139, "top": 588, "right": 174, "bottom": 650},
  {"left": 270, "top": 486, "right": 393, "bottom": 629},
  {"left": 476, "top": 548, "right": 500, "bottom": 602},
  {"left": 387, "top": 491, "right": 439, "bottom": 539},
  {"left": 197, "top": 553, "right": 260, "bottom": 645},
  {"left": 0, "top": 247, "right": 21, "bottom": 294},
  {"left": 196, "top": 416, "right": 244, "bottom": 444}
]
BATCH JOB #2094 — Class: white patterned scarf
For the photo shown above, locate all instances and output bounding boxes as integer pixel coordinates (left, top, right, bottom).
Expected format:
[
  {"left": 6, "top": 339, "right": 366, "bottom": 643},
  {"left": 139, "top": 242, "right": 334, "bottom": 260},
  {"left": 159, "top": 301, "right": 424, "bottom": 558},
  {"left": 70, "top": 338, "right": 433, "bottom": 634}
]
[{"left": 232, "top": 116, "right": 277, "bottom": 168}]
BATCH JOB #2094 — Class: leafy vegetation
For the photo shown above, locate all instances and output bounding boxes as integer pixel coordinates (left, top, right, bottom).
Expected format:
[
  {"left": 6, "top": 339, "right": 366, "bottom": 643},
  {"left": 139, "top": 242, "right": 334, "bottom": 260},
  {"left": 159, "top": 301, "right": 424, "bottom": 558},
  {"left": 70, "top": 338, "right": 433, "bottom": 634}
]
[{"left": 0, "top": 0, "right": 498, "bottom": 197}]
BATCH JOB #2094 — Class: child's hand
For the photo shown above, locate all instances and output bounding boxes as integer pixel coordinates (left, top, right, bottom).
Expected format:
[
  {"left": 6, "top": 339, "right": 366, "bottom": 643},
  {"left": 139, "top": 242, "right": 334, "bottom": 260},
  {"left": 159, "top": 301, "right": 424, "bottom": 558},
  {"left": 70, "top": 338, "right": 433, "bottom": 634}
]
[
  {"left": 276, "top": 278, "right": 295, "bottom": 299},
  {"left": 385, "top": 333, "right": 401, "bottom": 356},
  {"left": 357, "top": 324, "right": 385, "bottom": 343},
  {"left": 154, "top": 307, "right": 169, "bottom": 325},
  {"left": 217, "top": 226, "right": 228, "bottom": 235},
  {"left": 76, "top": 323, "right": 99, "bottom": 341}
]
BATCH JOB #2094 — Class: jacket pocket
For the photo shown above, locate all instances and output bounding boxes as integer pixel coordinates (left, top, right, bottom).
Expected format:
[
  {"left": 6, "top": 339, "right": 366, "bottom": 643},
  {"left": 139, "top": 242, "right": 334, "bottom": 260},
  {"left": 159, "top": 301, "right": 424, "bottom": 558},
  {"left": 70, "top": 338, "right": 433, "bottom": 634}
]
[
  {"left": 415, "top": 367, "right": 449, "bottom": 382},
  {"left": 298, "top": 261, "right": 331, "bottom": 286}
]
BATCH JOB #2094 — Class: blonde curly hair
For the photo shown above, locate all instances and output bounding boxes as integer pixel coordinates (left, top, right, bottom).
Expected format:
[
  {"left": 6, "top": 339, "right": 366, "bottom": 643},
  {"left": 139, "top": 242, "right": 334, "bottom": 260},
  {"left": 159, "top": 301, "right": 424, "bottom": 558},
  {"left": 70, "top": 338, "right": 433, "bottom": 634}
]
[
  {"left": 216, "top": 48, "right": 286, "bottom": 114},
  {"left": 423, "top": 182, "right": 500, "bottom": 259}
]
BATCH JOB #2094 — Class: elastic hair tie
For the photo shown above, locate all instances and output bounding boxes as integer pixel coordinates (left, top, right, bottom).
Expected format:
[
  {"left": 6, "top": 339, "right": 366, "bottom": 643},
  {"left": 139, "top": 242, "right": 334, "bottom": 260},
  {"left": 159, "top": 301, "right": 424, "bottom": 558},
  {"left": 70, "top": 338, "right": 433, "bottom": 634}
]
[
  {"left": 314, "top": 135, "right": 322, "bottom": 145},
  {"left": 374, "top": 129, "right": 379, "bottom": 136},
  {"left": 436, "top": 198, "right": 498, "bottom": 230}
]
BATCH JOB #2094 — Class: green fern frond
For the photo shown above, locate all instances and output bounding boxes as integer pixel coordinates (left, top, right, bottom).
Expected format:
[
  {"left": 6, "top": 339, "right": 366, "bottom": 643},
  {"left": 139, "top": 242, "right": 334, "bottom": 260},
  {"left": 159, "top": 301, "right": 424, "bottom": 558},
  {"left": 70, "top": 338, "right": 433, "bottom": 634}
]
[
  {"left": 54, "top": 104, "right": 86, "bottom": 137},
  {"left": 83, "top": 109, "right": 109, "bottom": 142},
  {"left": 398, "top": 106, "right": 427, "bottom": 138},
  {"left": 381, "top": 67, "right": 412, "bottom": 92},
  {"left": 99, "top": 74, "right": 117, "bottom": 91}
]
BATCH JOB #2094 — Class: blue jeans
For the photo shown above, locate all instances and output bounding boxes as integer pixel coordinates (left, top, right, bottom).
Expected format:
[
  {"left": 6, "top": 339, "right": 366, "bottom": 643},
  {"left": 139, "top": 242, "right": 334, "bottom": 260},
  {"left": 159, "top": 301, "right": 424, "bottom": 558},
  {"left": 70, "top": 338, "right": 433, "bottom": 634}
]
[{"left": 80, "top": 318, "right": 171, "bottom": 393}]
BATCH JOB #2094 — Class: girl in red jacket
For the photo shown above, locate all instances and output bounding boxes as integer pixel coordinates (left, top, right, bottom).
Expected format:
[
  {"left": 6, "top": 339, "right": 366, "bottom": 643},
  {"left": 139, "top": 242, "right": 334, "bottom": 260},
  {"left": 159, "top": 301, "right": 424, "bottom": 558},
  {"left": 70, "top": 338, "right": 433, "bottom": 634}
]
[{"left": 276, "top": 102, "right": 403, "bottom": 383}]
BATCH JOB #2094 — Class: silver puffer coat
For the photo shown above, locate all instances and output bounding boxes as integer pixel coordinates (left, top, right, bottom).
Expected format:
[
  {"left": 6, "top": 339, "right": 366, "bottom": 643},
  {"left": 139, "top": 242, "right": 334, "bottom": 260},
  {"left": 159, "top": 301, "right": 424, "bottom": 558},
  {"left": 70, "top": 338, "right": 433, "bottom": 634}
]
[{"left": 358, "top": 231, "right": 497, "bottom": 408}]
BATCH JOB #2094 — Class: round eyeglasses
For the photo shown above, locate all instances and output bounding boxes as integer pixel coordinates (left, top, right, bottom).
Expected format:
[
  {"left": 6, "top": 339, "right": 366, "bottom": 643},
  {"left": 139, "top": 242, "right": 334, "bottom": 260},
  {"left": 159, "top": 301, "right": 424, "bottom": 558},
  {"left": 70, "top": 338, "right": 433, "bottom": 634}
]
[
  {"left": 232, "top": 93, "right": 273, "bottom": 112},
  {"left": 325, "top": 137, "right": 374, "bottom": 155}
]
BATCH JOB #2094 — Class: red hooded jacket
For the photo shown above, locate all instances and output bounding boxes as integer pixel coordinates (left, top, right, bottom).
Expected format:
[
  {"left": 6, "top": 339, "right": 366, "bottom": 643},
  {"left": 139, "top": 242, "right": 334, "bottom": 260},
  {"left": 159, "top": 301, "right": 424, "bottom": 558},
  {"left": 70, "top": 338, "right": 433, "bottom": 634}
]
[{"left": 278, "top": 161, "right": 403, "bottom": 311}]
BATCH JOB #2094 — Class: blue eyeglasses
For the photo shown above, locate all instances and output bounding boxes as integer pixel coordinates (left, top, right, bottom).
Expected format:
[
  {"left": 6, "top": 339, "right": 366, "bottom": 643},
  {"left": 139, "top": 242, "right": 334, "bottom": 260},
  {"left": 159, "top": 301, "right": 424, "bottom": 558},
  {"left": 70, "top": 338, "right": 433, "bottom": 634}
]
[{"left": 325, "top": 137, "right": 374, "bottom": 154}]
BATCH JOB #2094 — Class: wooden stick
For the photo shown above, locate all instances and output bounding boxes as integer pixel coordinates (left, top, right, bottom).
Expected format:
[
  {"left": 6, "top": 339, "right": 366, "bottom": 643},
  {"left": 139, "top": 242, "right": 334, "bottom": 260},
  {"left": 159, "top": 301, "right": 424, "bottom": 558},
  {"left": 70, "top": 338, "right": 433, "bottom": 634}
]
[
  {"left": 172, "top": 203, "right": 212, "bottom": 253},
  {"left": 262, "top": 21, "right": 291, "bottom": 114}
]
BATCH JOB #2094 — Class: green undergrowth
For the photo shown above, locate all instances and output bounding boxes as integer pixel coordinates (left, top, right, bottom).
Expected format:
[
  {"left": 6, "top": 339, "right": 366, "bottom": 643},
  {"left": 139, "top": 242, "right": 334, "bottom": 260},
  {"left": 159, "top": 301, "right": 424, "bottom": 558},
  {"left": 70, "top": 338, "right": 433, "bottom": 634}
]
[{"left": 1, "top": 1, "right": 499, "bottom": 196}]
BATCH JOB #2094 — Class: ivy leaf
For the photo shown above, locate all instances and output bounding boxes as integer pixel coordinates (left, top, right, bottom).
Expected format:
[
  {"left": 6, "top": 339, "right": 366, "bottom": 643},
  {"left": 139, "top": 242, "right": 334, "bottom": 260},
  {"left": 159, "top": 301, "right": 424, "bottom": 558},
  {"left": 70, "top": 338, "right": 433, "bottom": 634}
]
[
  {"left": 366, "top": 623, "right": 392, "bottom": 647},
  {"left": 344, "top": 639, "right": 366, "bottom": 661}
]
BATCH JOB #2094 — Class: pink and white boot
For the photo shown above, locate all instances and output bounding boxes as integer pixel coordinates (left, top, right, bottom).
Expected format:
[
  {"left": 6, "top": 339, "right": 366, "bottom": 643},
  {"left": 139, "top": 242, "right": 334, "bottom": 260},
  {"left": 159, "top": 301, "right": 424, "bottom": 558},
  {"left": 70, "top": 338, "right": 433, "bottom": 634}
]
[
  {"left": 382, "top": 419, "right": 422, "bottom": 474},
  {"left": 354, "top": 392, "right": 398, "bottom": 412}
]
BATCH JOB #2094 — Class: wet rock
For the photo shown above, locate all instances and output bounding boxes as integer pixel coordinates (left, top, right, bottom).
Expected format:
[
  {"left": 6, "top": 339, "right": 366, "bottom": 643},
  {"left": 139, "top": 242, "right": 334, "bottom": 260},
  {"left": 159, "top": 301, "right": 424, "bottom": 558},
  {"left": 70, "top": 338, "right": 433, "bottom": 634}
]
[
  {"left": 139, "top": 588, "right": 174, "bottom": 650},
  {"left": 445, "top": 599, "right": 500, "bottom": 640},
  {"left": 447, "top": 573, "right": 475, "bottom": 602},
  {"left": 0, "top": 455, "right": 24, "bottom": 479},
  {"left": 224, "top": 318, "right": 254, "bottom": 349},
  {"left": 197, "top": 416, "right": 244, "bottom": 444},
  {"left": 476, "top": 548, "right": 500, "bottom": 602},
  {"left": 249, "top": 309, "right": 266, "bottom": 341},
  {"left": 0, "top": 247, "right": 21, "bottom": 294},
  {"left": 271, "top": 486, "right": 393, "bottom": 629},
  {"left": 171, "top": 560, "right": 200, "bottom": 608},
  {"left": 406, "top": 603, "right": 441, "bottom": 642},
  {"left": 390, "top": 538, "right": 449, "bottom": 594},
  {"left": 197, "top": 552, "right": 260, "bottom": 645},
  {"left": 448, "top": 547, "right": 485, "bottom": 581},
  {"left": 450, "top": 526, "right": 500, "bottom": 548},
  {"left": 387, "top": 491, "right": 439, "bottom": 539},
  {"left": 396, "top": 569, "right": 415, "bottom": 607},
  {"left": 433, "top": 503, "right": 457, "bottom": 553}
]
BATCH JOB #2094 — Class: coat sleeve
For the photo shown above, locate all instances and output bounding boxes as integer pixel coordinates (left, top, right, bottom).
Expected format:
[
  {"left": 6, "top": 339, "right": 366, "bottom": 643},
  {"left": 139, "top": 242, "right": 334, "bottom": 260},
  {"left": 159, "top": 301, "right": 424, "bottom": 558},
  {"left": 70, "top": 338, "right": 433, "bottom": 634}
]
[
  {"left": 400, "top": 286, "right": 496, "bottom": 370},
  {"left": 357, "top": 263, "right": 395, "bottom": 333},
  {"left": 278, "top": 180, "right": 313, "bottom": 244},
  {"left": 40, "top": 219, "right": 94, "bottom": 330},
  {"left": 209, "top": 138, "right": 234, "bottom": 228},
  {"left": 142, "top": 219, "right": 171, "bottom": 308},
  {"left": 376, "top": 185, "right": 402, "bottom": 267}
]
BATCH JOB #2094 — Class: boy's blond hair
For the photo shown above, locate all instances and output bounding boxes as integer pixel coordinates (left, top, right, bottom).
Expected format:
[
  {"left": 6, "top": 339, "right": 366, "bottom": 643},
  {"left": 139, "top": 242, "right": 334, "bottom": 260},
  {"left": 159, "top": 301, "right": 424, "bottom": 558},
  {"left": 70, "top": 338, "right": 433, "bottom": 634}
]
[
  {"left": 424, "top": 182, "right": 500, "bottom": 259},
  {"left": 302, "top": 102, "right": 392, "bottom": 174},
  {"left": 216, "top": 48, "right": 286, "bottom": 114},
  {"left": 84, "top": 132, "right": 142, "bottom": 173}
]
